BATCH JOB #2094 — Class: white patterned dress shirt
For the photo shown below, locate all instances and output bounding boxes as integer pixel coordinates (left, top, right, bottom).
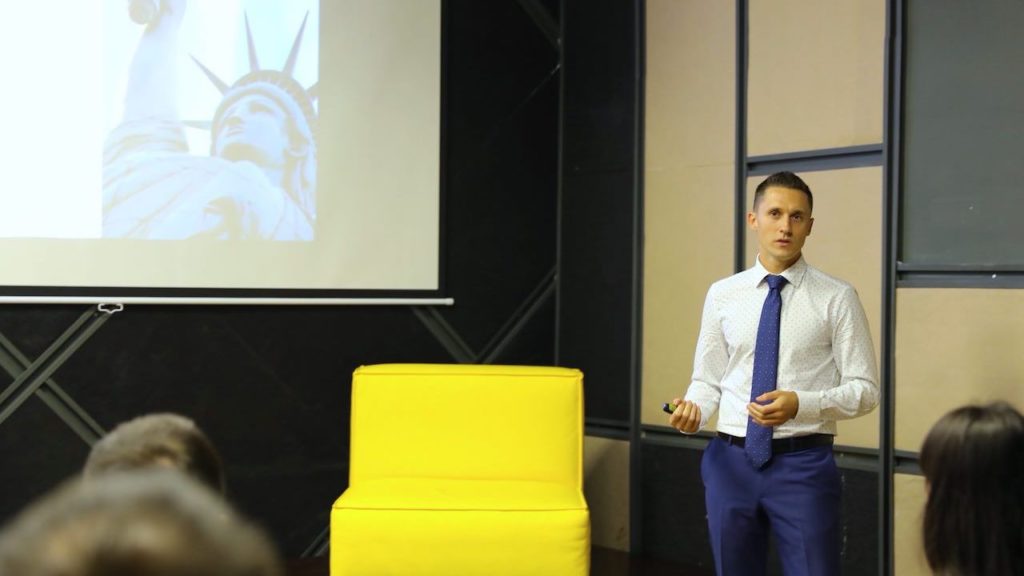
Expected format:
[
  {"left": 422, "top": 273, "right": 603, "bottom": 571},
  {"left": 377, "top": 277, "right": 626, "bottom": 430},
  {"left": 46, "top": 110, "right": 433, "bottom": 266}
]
[{"left": 684, "top": 256, "right": 879, "bottom": 439}]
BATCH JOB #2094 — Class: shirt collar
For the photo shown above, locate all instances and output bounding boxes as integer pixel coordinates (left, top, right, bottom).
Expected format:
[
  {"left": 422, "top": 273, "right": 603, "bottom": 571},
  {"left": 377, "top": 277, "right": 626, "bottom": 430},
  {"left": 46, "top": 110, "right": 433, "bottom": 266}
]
[{"left": 751, "top": 254, "right": 808, "bottom": 289}]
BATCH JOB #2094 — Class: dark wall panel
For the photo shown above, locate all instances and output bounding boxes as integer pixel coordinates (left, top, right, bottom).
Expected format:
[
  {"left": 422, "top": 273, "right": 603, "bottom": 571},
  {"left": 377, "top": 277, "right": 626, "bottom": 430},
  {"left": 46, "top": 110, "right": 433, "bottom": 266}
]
[
  {"left": 640, "top": 442, "right": 716, "bottom": 573},
  {"left": 443, "top": 0, "right": 559, "bottom": 354},
  {"left": 560, "top": 170, "right": 637, "bottom": 421},
  {"left": 0, "top": 397, "right": 91, "bottom": 522},
  {"left": 839, "top": 465, "right": 880, "bottom": 573},
  {"left": 559, "top": 0, "right": 640, "bottom": 424}
]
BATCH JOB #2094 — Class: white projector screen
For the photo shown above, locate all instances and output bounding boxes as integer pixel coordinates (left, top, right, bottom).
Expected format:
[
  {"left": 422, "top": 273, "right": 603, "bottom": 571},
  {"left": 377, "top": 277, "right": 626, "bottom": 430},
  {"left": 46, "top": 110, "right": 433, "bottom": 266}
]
[{"left": 0, "top": 0, "right": 443, "bottom": 304}]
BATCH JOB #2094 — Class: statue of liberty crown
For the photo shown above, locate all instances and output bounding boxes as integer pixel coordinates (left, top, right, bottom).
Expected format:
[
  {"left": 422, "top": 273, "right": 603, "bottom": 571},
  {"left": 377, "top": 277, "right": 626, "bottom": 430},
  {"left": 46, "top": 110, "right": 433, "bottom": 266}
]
[{"left": 189, "top": 12, "right": 318, "bottom": 146}]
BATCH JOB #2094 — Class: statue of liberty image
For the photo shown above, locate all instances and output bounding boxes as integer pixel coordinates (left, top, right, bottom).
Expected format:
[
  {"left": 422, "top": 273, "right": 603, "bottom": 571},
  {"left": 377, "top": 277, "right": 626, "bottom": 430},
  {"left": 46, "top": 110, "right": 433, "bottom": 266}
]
[{"left": 103, "top": 0, "right": 317, "bottom": 240}]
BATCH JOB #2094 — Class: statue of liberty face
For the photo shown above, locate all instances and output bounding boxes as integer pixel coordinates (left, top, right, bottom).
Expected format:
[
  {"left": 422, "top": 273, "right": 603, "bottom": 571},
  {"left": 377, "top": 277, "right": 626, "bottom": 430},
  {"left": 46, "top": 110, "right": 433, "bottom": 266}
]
[
  {"left": 213, "top": 93, "right": 292, "bottom": 170},
  {"left": 195, "top": 13, "right": 317, "bottom": 203}
]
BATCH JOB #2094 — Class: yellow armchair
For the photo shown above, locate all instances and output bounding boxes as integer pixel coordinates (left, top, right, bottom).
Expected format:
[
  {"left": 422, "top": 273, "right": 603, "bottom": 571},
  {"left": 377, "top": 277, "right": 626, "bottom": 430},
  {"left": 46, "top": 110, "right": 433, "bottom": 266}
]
[{"left": 330, "top": 363, "right": 590, "bottom": 575}]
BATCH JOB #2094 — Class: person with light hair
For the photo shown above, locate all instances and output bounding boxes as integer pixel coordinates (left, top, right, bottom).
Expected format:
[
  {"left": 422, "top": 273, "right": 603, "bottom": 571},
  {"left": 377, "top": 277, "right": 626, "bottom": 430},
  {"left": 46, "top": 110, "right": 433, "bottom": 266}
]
[
  {"left": 83, "top": 412, "right": 225, "bottom": 494},
  {"left": 103, "top": 0, "right": 317, "bottom": 240},
  {"left": 0, "top": 470, "right": 282, "bottom": 576}
]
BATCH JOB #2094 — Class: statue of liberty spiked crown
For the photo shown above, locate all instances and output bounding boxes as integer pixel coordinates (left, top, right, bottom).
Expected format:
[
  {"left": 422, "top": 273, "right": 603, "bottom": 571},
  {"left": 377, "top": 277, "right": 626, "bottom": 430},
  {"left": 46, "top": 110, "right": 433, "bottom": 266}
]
[{"left": 191, "top": 13, "right": 318, "bottom": 219}]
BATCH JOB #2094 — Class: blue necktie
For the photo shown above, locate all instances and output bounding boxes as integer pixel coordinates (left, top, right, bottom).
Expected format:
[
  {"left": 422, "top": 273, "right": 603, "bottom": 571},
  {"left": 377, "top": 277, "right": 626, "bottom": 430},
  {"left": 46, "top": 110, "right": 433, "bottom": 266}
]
[{"left": 746, "top": 274, "right": 787, "bottom": 468}]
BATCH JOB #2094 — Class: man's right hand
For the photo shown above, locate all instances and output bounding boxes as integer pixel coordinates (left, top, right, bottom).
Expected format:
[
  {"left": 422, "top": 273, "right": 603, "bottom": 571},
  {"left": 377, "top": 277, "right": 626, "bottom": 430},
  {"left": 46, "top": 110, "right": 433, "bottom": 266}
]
[{"left": 668, "top": 398, "right": 701, "bottom": 433}]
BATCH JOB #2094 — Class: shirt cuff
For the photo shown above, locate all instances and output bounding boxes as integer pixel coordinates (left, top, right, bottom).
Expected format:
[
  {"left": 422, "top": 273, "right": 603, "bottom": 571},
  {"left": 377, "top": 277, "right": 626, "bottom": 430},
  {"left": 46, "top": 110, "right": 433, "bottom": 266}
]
[
  {"left": 793, "top": 390, "right": 822, "bottom": 422},
  {"left": 687, "top": 398, "right": 711, "bottom": 432}
]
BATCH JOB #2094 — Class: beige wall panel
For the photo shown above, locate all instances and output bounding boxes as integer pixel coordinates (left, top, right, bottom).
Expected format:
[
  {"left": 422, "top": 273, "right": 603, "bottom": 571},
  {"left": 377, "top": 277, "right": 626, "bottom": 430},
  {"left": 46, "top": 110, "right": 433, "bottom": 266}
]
[
  {"left": 747, "top": 0, "right": 885, "bottom": 155},
  {"left": 643, "top": 167, "right": 734, "bottom": 426},
  {"left": 895, "top": 289, "right": 1024, "bottom": 451},
  {"left": 745, "top": 168, "right": 883, "bottom": 448},
  {"left": 893, "top": 473, "right": 929, "bottom": 576},
  {"left": 643, "top": 0, "right": 736, "bottom": 427},
  {"left": 583, "top": 436, "right": 630, "bottom": 551},
  {"left": 646, "top": 0, "right": 735, "bottom": 169}
]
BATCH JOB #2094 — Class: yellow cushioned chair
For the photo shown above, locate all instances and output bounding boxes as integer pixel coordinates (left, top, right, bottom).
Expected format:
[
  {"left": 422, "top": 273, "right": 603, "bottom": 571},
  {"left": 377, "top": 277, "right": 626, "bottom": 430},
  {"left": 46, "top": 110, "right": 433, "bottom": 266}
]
[{"left": 330, "top": 363, "right": 590, "bottom": 575}]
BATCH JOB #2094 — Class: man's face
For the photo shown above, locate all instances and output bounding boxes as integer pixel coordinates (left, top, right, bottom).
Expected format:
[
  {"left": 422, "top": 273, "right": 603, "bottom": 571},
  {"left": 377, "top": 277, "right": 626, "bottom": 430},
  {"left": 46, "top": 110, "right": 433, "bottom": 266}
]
[
  {"left": 214, "top": 93, "right": 290, "bottom": 169},
  {"left": 747, "top": 186, "right": 814, "bottom": 273}
]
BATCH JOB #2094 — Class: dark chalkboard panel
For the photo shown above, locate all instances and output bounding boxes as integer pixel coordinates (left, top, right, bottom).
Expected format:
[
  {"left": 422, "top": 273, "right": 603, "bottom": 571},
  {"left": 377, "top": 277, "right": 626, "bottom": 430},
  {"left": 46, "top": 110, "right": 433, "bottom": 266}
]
[{"left": 901, "top": 0, "right": 1024, "bottom": 269}]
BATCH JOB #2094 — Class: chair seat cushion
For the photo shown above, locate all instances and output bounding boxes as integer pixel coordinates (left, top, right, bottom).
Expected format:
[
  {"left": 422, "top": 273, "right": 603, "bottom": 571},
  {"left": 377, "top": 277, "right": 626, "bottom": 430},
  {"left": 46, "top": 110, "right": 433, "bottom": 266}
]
[{"left": 330, "top": 479, "right": 590, "bottom": 576}]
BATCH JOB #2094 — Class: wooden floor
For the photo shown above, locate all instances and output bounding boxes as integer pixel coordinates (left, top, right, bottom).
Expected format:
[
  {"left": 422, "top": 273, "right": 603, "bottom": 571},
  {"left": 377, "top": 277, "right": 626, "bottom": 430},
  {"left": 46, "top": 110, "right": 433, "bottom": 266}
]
[{"left": 287, "top": 546, "right": 713, "bottom": 576}]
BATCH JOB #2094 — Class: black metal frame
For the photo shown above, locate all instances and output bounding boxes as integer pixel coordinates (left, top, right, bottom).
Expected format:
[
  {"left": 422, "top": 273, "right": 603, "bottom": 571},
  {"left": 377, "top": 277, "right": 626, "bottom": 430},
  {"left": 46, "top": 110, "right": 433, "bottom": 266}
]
[
  {"left": 880, "top": 1, "right": 903, "bottom": 573},
  {"left": 734, "top": 0, "right": 749, "bottom": 274},
  {"left": 628, "top": 0, "right": 647, "bottom": 558}
]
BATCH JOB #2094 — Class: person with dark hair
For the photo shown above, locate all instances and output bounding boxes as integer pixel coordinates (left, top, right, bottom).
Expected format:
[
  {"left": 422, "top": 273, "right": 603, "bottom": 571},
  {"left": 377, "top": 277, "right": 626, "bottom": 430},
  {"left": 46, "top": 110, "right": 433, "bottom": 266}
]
[
  {"left": 84, "top": 413, "right": 225, "bottom": 494},
  {"left": 668, "top": 171, "right": 879, "bottom": 575},
  {"left": 0, "top": 470, "right": 282, "bottom": 576},
  {"left": 920, "top": 401, "right": 1024, "bottom": 576}
]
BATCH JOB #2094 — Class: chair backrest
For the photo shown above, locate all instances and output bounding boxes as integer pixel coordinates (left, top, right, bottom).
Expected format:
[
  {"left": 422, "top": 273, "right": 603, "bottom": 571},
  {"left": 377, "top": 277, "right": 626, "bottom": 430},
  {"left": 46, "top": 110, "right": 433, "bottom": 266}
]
[{"left": 348, "top": 364, "right": 583, "bottom": 488}]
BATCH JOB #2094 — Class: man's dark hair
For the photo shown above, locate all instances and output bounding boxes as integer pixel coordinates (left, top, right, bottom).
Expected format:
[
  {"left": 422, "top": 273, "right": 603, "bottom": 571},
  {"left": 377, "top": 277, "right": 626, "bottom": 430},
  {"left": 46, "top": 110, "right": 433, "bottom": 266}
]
[
  {"left": 753, "top": 171, "right": 813, "bottom": 212},
  {"left": 84, "top": 413, "right": 225, "bottom": 494},
  {"left": 0, "top": 470, "right": 282, "bottom": 576},
  {"left": 919, "top": 401, "right": 1024, "bottom": 576}
]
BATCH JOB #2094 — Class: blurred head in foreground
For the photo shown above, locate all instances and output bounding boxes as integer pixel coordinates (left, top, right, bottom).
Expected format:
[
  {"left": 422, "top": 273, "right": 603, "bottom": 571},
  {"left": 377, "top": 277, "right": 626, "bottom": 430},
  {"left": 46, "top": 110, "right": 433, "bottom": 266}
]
[
  {"left": 920, "top": 401, "right": 1024, "bottom": 576},
  {"left": 0, "top": 470, "right": 281, "bottom": 576},
  {"left": 84, "top": 413, "right": 225, "bottom": 494}
]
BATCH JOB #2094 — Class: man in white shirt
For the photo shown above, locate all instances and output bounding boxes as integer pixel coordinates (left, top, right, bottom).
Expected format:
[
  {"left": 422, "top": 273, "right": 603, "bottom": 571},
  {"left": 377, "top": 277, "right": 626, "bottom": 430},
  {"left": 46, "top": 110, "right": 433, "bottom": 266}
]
[{"left": 668, "top": 171, "right": 879, "bottom": 576}]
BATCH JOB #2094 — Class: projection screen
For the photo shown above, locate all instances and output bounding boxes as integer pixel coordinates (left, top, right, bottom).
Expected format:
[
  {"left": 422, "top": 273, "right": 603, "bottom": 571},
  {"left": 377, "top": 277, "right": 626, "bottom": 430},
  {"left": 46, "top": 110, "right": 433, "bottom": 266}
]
[{"left": 0, "top": 0, "right": 444, "bottom": 304}]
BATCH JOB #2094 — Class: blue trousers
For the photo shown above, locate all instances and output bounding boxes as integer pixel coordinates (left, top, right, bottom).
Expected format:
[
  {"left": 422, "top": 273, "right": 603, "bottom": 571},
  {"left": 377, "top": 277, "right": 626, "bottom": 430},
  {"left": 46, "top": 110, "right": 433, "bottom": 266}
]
[{"left": 701, "top": 437, "right": 841, "bottom": 576}]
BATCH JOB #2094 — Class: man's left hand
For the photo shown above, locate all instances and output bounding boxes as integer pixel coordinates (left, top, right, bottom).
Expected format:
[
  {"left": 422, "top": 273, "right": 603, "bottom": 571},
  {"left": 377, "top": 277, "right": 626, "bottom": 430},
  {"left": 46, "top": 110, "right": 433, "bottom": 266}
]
[{"left": 747, "top": 390, "right": 799, "bottom": 427}]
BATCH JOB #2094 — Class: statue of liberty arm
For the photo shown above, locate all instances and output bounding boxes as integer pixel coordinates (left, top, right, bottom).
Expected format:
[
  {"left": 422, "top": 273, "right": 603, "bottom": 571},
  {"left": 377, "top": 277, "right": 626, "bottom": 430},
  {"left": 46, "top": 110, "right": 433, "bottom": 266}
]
[
  {"left": 121, "top": 0, "right": 185, "bottom": 124},
  {"left": 103, "top": 0, "right": 317, "bottom": 240}
]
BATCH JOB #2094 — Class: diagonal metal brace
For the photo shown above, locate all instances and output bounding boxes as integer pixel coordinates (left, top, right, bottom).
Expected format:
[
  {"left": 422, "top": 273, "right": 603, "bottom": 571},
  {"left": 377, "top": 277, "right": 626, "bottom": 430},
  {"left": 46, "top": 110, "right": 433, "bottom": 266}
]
[
  {"left": 0, "top": 307, "right": 113, "bottom": 430},
  {"left": 0, "top": 332, "right": 106, "bottom": 445}
]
